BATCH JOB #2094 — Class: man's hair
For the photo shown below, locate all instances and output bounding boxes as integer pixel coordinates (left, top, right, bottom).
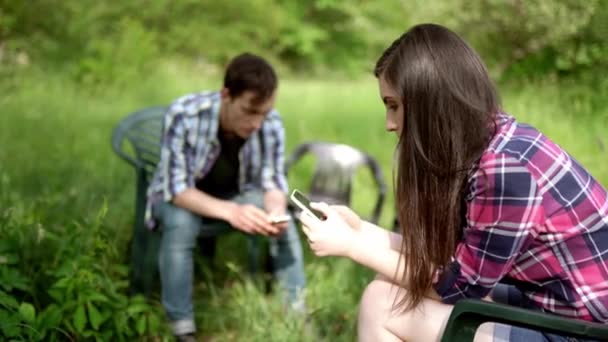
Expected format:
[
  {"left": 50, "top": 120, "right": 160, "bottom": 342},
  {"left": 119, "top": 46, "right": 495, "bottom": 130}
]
[{"left": 223, "top": 53, "right": 277, "bottom": 103}]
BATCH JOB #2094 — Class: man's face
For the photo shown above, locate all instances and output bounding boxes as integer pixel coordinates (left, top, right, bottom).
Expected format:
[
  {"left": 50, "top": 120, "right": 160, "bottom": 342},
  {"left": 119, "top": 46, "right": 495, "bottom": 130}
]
[
  {"left": 378, "top": 76, "right": 403, "bottom": 137},
  {"left": 221, "top": 89, "right": 276, "bottom": 139}
]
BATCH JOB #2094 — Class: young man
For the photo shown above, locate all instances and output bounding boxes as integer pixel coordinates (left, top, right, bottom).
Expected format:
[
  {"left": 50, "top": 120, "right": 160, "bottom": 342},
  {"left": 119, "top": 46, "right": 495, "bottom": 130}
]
[{"left": 145, "top": 53, "right": 306, "bottom": 340}]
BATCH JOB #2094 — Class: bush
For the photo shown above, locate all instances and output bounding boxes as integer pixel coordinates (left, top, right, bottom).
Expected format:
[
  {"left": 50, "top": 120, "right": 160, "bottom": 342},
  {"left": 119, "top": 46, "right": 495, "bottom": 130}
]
[{"left": 0, "top": 192, "right": 166, "bottom": 340}]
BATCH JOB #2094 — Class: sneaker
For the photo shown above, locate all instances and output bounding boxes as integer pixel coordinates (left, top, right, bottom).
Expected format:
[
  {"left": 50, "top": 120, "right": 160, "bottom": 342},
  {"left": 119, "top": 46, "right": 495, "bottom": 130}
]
[{"left": 175, "top": 333, "right": 197, "bottom": 342}]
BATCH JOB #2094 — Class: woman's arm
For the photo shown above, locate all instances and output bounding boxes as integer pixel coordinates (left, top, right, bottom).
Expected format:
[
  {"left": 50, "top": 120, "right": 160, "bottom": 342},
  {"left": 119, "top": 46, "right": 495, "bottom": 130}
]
[
  {"left": 347, "top": 232, "right": 408, "bottom": 284},
  {"left": 331, "top": 205, "right": 403, "bottom": 251},
  {"left": 359, "top": 221, "right": 403, "bottom": 252},
  {"left": 299, "top": 203, "right": 409, "bottom": 285}
]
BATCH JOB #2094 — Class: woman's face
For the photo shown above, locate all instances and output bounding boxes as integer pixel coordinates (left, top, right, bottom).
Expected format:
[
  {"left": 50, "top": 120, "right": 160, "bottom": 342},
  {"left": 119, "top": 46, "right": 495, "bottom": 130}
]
[{"left": 378, "top": 76, "right": 404, "bottom": 136}]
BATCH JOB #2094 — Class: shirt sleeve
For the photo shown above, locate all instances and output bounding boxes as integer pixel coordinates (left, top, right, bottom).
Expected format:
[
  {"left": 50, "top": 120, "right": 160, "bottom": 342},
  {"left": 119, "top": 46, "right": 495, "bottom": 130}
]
[
  {"left": 260, "top": 111, "right": 288, "bottom": 193},
  {"left": 159, "top": 105, "right": 192, "bottom": 201},
  {"left": 434, "top": 152, "right": 545, "bottom": 303}
]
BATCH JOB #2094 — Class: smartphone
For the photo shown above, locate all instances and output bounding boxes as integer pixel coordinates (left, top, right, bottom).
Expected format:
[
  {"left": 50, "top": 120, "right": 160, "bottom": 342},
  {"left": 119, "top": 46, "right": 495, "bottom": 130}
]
[
  {"left": 269, "top": 214, "right": 291, "bottom": 224},
  {"left": 289, "top": 189, "right": 325, "bottom": 220}
]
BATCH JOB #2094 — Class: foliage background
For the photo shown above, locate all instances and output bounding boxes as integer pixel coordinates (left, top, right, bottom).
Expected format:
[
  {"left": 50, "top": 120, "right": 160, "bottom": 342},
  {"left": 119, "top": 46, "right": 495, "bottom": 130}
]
[{"left": 0, "top": 0, "right": 606, "bottom": 340}]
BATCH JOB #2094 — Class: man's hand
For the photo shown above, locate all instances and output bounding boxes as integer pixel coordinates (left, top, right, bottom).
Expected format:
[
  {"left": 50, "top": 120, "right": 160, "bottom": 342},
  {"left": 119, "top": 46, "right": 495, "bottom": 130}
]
[
  {"left": 264, "top": 189, "right": 289, "bottom": 235},
  {"left": 227, "top": 204, "right": 279, "bottom": 236},
  {"left": 267, "top": 208, "right": 289, "bottom": 233}
]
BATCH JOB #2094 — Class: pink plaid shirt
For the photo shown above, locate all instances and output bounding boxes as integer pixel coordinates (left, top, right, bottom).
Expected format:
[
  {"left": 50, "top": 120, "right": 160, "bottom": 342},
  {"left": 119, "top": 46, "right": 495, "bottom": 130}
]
[{"left": 434, "top": 113, "right": 608, "bottom": 323}]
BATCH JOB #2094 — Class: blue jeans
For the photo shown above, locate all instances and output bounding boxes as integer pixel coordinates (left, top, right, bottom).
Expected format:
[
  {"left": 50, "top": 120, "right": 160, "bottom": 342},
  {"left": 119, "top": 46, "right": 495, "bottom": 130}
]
[{"left": 154, "top": 191, "right": 306, "bottom": 335}]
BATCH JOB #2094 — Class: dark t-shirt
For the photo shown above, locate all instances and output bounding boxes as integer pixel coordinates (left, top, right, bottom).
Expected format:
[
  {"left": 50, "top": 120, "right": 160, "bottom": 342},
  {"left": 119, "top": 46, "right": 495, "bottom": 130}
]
[{"left": 196, "top": 130, "right": 245, "bottom": 198}]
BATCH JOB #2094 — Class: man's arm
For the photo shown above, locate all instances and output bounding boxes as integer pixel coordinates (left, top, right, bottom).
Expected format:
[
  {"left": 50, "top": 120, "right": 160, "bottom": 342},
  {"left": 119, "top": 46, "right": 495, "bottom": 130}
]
[
  {"left": 261, "top": 112, "right": 289, "bottom": 214},
  {"left": 264, "top": 188, "right": 287, "bottom": 215},
  {"left": 158, "top": 107, "right": 238, "bottom": 221},
  {"left": 158, "top": 108, "right": 192, "bottom": 201},
  {"left": 172, "top": 188, "right": 237, "bottom": 221},
  {"left": 157, "top": 105, "right": 234, "bottom": 219},
  {"left": 173, "top": 188, "right": 278, "bottom": 236},
  {"left": 158, "top": 102, "right": 276, "bottom": 234}
]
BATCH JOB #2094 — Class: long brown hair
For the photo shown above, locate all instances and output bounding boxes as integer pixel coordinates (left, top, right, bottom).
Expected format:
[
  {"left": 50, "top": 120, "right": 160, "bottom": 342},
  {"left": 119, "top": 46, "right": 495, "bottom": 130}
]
[{"left": 374, "top": 24, "right": 500, "bottom": 311}]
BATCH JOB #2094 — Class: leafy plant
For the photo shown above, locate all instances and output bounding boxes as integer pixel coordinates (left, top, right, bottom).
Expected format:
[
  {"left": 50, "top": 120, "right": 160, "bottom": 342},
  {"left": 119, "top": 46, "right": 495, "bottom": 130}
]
[{"left": 0, "top": 194, "right": 167, "bottom": 340}]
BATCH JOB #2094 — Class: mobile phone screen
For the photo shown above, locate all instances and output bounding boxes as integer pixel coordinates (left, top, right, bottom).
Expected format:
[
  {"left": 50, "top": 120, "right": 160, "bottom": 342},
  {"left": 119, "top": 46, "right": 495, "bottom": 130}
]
[{"left": 291, "top": 190, "right": 325, "bottom": 220}]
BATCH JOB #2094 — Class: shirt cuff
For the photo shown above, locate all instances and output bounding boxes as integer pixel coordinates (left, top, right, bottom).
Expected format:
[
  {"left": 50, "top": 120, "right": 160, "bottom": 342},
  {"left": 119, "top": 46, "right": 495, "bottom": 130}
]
[
  {"left": 164, "top": 181, "right": 188, "bottom": 201},
  {"left": 433, "top": 261, "right": 461, "bottom": 303}
]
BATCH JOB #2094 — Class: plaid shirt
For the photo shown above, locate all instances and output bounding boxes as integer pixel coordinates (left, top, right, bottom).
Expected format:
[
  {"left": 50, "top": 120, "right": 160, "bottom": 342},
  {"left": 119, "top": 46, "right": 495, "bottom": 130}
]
[
  {"left": 435, "top": 113, "right": 608, "bottom": 323},
  {"left": 145, "top": 91, "right": 288, "bottom": 229}
]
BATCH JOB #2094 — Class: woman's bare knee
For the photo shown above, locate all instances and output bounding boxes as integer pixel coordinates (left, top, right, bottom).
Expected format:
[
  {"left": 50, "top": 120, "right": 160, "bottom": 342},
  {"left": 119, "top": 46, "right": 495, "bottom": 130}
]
[
  {"left": 358, "top": 279, "right": 402, "bottom": 341},
  {"left": 383, "top": 289, "right": 454, "bottom": 342},
  {"left": 359, "top": 279, "right": 394, "bottom": 319}
]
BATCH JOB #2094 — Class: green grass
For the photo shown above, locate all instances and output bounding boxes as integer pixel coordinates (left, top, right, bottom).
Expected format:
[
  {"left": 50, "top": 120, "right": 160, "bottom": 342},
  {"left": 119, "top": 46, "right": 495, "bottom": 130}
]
[{"left": 1, "top": 63, "right": 606, "bottom": 341}]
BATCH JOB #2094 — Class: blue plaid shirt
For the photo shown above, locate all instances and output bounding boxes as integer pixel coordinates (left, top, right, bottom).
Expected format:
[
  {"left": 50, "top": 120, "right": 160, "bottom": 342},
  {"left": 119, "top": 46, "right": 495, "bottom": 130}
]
[{"left": 145, "top": 91, "right": 288, "bottom": 229}]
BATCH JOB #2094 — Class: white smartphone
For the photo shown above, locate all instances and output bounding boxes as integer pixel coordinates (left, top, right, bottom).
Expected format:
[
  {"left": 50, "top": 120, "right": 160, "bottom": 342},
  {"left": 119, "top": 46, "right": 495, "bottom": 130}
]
[
  {"left": 269, "top": 214, "right": 291, "bottom": 224},
  {"left": 289, "top": 189, "right": 325, "bottom": 221}
]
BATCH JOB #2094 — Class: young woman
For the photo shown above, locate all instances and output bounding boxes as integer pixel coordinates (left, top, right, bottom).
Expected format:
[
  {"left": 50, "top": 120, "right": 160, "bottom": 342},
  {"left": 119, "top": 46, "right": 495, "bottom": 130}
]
[{"left": 298, "top": 23, "right": 608, "bottom": 342}]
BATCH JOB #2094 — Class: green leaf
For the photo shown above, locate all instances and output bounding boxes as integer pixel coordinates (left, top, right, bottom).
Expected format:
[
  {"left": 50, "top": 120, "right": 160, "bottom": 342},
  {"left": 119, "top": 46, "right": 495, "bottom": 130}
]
[
  {"left": 82, "top": 329, "right": 96, "bottom": 337},
  {"left": 36, "top": 304, "right": 62, "bottom": 331},
  {"left": 87, "top": 292, "right": 109, "bottom": 303},
  {"left": 0, "top": 253, "right": 18, "bottom": 264},
  {"left": 101, "top": 330, "right": 114, "bottom": 340},
  {"left": 0, "top": 267, "right": 29, "bottom": 291},
  {"left": 112, "top": 264, "right": 129, "bottom": 276},
  {"left": 87, "top": 301, "right": 103, "bottom": 330},
  {"left": 113, "top": 280, "right": 129, "bottom": 291},
  {"left": 18, "top": 302, "right": 36, "bottom": 323},
  {"left": 113, "top": 313, "right": 130, "bottom": 336},
  {"left": 147, "top": 313, "right": 161, "bottom": 333},
  {"left": 0, "top": 240, "right": 13, "bottom": 253},
  {"left": 47, "top": 288, "right": 64, "bottom": 302},
  {"left": 136, "top": 315, "right": 147, "bottom": 335},
  {"left": 98, "top": 309, "right": 112, "bottom": 325},
  {"left": 0, "top": 312, "right": 22, "bottom": 337},
  {"left": 51, "top": 277, "right": 71, "bottom": 290},
  {"left": 73, "top": 304, "right": 87, "bottom": 333},
  {"left": 125, "top": 303, "right": 148, "bottom": 315},
  {"left": 0, "top": 290, "right": 19, "bottom": 309}
]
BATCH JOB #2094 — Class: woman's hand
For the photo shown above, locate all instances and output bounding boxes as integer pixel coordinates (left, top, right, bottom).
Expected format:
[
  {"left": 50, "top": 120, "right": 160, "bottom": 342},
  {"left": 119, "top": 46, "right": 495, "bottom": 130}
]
[
  {"left": 298, "top": 202, "right": 360, "bottom": 257},
  {"left": 331, "top": 205, "right": 362, "bottom": 230}
]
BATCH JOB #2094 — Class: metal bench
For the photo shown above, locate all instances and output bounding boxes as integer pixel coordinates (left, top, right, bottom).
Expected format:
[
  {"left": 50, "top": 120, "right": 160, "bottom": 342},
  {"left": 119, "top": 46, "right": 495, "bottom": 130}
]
[
  {"left": 442, "top": 298, "right": 608, "bottom": 341},
  {"left": 285, "top": 141, "right": 387, "bottom": 224}
]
